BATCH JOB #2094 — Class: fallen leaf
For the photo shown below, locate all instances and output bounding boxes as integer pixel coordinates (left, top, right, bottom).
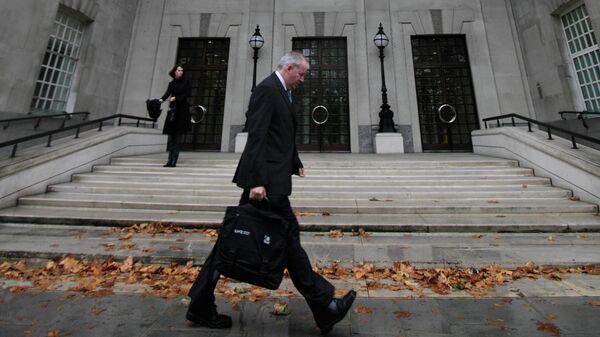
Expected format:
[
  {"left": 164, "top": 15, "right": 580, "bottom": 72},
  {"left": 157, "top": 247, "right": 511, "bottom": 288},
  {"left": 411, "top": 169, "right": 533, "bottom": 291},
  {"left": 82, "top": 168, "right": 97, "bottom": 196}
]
[
  {"left": 547, "top": 236, "right": 555, "bottom": 242},
  {"left": 588, "top": 301, "right": 600, "bottom": 306},
  {"left": 544, "top": 313, "right": 558, "bottom": 320},
  {"left": 576, "top": 234, "right": 591, "bottom": 239},
  {"left": 487, "top": 200, "right": 499, "bottom": 203},
  {"left": 273, "top": 302, "right": 290, "bottom": 315},
  {"left": 536, "top": 321, "right": 560, "bottom": 336},
  {"left": 522, "top": 184, "right": 528, "bottom": 188},
  {"left": 568, "top": 196, "right": 580, "bottom": 201},
  {"left": 47, "top": 330, "right": 60, "bottom": 337},
  {"left": 471, "top": 234, "right": 483, "bottom": 239},
  {"left": 119, "top": 233, "right": 133, "bottom": 241},
  {"left": 486, "top": 318, "right": 506, "bottom": 330},
  {"left": 328, "top": 229, "right": 343, "bottom": 238},
  {"left": 354, "top": 306, "right": 372, "bottom": 314},
  {"left": 142, "top": 247, "right": 154, "bottom": 253},
  {"left": 394, "top": 310, "right": 411, "bottom": 318},
  {"left": 322, "top": 211, "right": 331, "bottom": 216}
]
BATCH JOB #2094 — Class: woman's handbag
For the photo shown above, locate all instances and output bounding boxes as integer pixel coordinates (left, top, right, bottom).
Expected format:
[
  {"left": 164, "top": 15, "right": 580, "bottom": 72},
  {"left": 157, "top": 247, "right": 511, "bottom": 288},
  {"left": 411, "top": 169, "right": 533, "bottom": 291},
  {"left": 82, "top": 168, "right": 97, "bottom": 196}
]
[
  {"left": 166, "top": 108, "right": 176, "bottom": 122},
  {"left": 214, "top": 202, "right": 289, "bottom": 290}
]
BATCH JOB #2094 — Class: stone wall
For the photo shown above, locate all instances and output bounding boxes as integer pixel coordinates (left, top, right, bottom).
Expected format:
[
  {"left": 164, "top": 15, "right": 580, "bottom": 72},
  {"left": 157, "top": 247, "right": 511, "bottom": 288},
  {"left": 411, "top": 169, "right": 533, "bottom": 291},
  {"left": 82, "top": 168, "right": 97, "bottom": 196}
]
[
  {"left": 0, "top": 0, "right": 138, "bottom": 119},
  {"left": 510, "top": 0, "right": 600, "bottom": 121}
]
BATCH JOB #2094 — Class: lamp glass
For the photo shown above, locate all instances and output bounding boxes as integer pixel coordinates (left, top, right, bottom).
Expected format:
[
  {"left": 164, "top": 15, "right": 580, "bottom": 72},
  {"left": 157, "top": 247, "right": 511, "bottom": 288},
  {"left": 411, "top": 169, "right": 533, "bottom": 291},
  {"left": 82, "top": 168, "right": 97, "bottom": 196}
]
[
  {"left": 249, "top": 34, "right": 264, "bottom": 49},
  {"left": 373, "top": 33, "right": 388, "bottom": 48}
]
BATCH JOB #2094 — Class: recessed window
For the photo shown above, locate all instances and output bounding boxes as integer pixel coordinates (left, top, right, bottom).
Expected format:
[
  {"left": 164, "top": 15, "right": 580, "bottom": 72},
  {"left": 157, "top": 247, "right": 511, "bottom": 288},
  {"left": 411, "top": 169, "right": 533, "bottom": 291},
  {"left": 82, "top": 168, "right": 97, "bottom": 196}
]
[
  {"left": 30, "top": 8, "right": 85, "bottom": 113},
  {"left": 561, "top": 3, "right": 600, "bottom": 112}
]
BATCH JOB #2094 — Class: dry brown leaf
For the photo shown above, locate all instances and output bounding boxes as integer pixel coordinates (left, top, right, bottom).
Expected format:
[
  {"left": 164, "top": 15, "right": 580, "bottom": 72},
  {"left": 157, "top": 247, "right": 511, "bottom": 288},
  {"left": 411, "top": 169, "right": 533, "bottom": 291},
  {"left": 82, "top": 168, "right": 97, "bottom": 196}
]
[
  {"left": 547, "top": 236, "right": 555, "bottom": 242},
  {"left": 568, "top": 196, "right": 580, "bottom": 201},
  {"left": 328, "top": 229, "right": 344, "bottom": 238},
  {"left": 537, "top": 321, "right": 561, "bottom": 336},
  {"left": 487, "top": 200, "right": 499, "bottom": 203},
  {"left": 273, "top": 302, "right": 290, "bottom": 315},
  {"left": 587, "top": 301, "right": 600, "bottom": 306},
  {"left": 576, "top": 234, "right": 591, "bottom": 239},
  {"left": 142, "top": 247, "right": 154, "bottom": 253},
  {"left": 394, "top": 311, "right": 411, "bottom": 318},
  {"left": 322, "top": 211, "right": 331, "bottom": 216},
  {"left": 119, "top": 233, "right": 133, "bottom": 241},
  {"left": 354, "top": 306, "right": 372, "bottom": 314},
  {"left": 471, "top": 234, "right": 483, "bottom": 239},
  {"left": 522, "top": 184, "right": 528, "bottom": 188},
  {"left": 47, "top": 330, "right": 60, "bottom": 337},
  {"left": 544, "top": 313, "right": 558, "bottom": 320}
]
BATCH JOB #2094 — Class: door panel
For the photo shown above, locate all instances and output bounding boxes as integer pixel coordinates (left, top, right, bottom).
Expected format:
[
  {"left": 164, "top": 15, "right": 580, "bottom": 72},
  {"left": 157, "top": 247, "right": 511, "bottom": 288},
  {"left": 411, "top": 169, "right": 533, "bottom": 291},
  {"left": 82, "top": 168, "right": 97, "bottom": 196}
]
[
  {"left": 292, "top": 38, "right": 350, "bottom": 152},
  {"left": 412, "top": 35, "right": 479, "bottom": 151},
  {"left": 176, "top": 38, "right": 230, "bottom": 150}
]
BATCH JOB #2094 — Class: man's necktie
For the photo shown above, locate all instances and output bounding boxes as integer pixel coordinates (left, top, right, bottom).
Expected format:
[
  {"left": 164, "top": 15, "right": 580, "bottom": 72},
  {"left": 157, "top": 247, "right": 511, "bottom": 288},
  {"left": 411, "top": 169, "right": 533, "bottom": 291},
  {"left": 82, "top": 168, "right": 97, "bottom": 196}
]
[{"left": 287, "top": 90, "right": 292, "bottom": 104}]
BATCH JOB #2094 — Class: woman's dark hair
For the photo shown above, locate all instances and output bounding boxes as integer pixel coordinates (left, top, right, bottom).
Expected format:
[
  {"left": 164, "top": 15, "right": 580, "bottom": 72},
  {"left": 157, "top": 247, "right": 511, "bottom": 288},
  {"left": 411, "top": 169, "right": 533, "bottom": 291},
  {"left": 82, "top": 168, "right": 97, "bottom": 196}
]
[{"left": 168, "top": 64, "right": 185, "bottom": 79}]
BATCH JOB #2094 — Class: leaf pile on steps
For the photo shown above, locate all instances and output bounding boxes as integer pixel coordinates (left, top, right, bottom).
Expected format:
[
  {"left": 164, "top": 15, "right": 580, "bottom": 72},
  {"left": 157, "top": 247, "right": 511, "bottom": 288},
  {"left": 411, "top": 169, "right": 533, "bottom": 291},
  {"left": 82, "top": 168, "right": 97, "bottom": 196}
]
[
  {"left": 1, "top": 258, "right": 598, "bottom": 299},
  {"left": 112, "top": 223, "right": 218, "bottom": 237}
]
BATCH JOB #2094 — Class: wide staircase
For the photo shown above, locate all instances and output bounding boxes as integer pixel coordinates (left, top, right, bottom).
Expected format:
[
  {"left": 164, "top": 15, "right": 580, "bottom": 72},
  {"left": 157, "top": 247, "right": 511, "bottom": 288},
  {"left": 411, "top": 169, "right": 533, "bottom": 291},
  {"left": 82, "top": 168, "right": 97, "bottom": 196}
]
[{"left": 1, "top": 152, "right": 599, "bottom": 232}]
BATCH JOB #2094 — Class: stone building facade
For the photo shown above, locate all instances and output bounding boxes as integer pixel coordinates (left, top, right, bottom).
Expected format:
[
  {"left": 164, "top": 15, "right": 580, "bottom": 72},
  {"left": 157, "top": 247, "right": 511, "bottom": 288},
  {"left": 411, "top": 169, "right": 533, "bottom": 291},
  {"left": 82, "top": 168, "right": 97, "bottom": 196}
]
[{"left": 1, "top": 0, "right": 598, "bottom": 153}]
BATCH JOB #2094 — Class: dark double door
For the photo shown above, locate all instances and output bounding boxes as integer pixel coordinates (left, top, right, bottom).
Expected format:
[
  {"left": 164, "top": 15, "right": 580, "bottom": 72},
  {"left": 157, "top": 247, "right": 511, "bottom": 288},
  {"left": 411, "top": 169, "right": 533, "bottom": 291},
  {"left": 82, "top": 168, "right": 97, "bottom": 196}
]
[
  {"left": 292, "top": 37, "right": 350, "bottom": 152},
  {"left": 412, "top": 35, "right": 480, "bottom": 151},
  {"left": 176, "top": 38, "right": 230, "bottom": 150}
]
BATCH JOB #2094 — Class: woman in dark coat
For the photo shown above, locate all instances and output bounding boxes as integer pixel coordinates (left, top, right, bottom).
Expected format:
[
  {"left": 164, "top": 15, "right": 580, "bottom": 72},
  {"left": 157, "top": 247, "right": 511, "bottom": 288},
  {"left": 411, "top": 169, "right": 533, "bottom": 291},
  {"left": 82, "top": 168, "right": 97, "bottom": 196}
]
[{"left": 160, "top": 64, "right": 192, "bottom": 167}]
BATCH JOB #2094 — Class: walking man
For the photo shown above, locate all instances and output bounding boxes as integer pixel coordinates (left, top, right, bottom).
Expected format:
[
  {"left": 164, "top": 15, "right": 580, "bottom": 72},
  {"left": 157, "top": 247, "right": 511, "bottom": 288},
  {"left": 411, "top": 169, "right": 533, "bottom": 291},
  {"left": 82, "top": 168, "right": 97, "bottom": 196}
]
[{"left": 186, "top": 51, "right": 356, "bottom": 335}]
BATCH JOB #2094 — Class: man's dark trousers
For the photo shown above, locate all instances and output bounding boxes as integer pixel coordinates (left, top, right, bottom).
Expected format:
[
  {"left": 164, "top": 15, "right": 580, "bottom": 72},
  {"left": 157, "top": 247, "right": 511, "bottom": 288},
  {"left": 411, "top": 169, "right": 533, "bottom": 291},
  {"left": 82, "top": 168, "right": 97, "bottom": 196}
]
[{"left": 187, "top": 191, "right": 335, "bottom": 312}]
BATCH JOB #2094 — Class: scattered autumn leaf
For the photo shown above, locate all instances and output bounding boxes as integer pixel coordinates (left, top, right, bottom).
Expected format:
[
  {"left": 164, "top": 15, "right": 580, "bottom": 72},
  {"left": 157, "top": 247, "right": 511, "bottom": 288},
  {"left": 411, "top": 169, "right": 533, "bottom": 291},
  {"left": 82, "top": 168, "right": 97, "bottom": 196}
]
[
  {"left": 536, "top": 321, "right": 560, "bottom": 336},
  {"left": 328, "top": 229, "right": 343, "bottom": 238},
  {"left": 47, "top": 330, "right": 60, "bottom": 337},
  {"left": 587, "top": 301, "right": 600, "bottom": 306},
  {"left": 486, "top": 318, "right": 506, "bottom": 330},
  {"left": 118, "top": 233, "right": 133, "bottom": 241},
  {"left": 142, "top": 247, "right": 154, "bottom": 253},
  {"left": 471, "top": 234, "right": 483, "bottom": 239},
  {"left": 487, "top": 200, "right": 499, "bottom": 203},
  {"left": 273, "top": 302, "right": 290, "bottom": 315},
  {"left": 394, "top": 311, "right": 411, "bottom": 318},
  {"left": 576, "top": 234, "right": 591, "bottom": 239},
  {"left": 544, "top": 313, "right": 558, "bottom": 320},
  {"left": 547, "top": 236, "right": 555, "bottom": 242},
  {"left": 354, "top": 306, "right": 372, "bottom": 314},
  {"left": 322, "top": 211, "right": 331, "bottom": 216},
  {"left": 522, "top": 184, "right": 528, "bottom": 188},
  {"left": 568, "top": 196, "right": 580, "bottom": 201}
]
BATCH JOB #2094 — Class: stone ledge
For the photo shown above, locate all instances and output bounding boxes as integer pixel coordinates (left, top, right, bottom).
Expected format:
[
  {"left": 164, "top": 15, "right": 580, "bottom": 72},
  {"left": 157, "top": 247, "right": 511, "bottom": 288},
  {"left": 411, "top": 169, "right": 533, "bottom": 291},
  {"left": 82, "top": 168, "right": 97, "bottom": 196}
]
[
  {"left": 0, "top": 127, "right": 166, "bottom": 209},
  {"left": 472, "top": 127, "right": 600, "bottom": 206}
]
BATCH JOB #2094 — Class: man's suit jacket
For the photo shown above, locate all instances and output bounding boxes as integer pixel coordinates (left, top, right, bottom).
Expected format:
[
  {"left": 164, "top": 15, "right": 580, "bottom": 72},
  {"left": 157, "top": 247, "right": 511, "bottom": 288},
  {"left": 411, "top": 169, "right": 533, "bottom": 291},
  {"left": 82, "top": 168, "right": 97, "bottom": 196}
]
[{"left": 233, "top": 72, "right": 303, "bottom": 196}]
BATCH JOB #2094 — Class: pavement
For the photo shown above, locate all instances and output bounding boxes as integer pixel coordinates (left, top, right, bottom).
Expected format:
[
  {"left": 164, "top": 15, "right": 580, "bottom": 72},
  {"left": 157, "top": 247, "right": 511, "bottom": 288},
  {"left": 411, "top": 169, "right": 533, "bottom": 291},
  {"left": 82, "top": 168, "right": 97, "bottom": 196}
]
[{"left": 1, "top": 223, "right": 600, "bottom": 336}]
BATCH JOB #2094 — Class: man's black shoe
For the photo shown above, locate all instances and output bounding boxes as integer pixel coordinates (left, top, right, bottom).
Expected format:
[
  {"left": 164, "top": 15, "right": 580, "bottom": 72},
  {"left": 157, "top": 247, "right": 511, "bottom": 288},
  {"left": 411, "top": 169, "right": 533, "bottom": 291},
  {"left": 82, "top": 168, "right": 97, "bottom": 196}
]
[
  {"left": 186, "top": 307, "right": 232, "bottom": 329},
  {"left": 316, "top": 290, "right": 357, "bottom": 335}
]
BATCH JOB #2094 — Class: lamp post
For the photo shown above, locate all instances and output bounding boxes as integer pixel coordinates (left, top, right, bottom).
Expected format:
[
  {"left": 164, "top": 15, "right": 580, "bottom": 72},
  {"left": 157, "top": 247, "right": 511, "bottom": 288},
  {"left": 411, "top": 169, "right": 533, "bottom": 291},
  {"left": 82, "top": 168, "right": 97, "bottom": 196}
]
[
  {"left": 243, "top": 25, "right": 264, "bottom": 132},
  {"left": 249, "top": 25, "right": 264, "bottom": 91},
  {"left": 373, "top": 23, "right": 396, "bottom": 132}
]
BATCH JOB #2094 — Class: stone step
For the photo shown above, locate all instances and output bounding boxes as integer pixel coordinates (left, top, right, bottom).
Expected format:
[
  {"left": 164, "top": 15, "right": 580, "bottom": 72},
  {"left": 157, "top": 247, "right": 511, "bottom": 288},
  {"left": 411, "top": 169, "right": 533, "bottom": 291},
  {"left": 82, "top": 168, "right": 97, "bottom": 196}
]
[
  {"left": 47, "top": 182, "right": 571, "bottom": 199},
  {"left": 16, "top": 192, "right": 596, "bottom": 214},
  {"left": 1, "top": 223, "right": 599, "bottom": 267},
  {"left": 1, "top": 206, "right": 600, "bottom": 232},
  {"left": 92, "top": 164, "right": 534, "bottom": 177},
  {"left": 110, "top": 156, "right": 520, "bottom": 168},
  {"left": 72, "top": 172, "right": 551, "bottom": 187}
]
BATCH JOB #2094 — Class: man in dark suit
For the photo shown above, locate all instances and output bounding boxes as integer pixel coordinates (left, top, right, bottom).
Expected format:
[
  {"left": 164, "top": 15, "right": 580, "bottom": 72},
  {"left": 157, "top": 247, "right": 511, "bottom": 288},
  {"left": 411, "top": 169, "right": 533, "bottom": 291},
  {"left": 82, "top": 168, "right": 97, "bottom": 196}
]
[{"left": 186, "top": 51, "right": 356, "bottom": 335}]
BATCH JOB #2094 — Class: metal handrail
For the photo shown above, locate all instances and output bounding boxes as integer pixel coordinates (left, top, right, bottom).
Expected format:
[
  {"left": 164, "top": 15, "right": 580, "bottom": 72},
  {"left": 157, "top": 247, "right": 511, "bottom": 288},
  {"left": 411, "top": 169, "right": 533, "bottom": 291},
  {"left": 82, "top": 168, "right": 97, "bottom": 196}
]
[
  {"left": 558, "top": 110, "right": 600, "bottom": 129},
  {"left": 482, "top": 113, "right": 600, "bottom": 150},
  {"left": 1, "top": 111, "right": 90, "bottom": 130},
  {"left": 0, "top": 114, "right": 156, "bottom": 158}
]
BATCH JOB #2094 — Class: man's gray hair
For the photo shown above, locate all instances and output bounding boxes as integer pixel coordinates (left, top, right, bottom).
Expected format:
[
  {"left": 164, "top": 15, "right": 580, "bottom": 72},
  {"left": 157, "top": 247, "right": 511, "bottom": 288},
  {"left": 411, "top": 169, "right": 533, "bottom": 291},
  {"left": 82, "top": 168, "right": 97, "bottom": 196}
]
[{"left": 276, "top": 51, "right": 308, "bottom": 69}]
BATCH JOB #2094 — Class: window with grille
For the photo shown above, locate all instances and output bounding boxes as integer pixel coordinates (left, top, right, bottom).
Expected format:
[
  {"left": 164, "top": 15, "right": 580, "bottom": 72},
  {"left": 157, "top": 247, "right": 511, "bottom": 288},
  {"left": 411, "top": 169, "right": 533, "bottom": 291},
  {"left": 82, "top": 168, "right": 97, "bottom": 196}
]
[
  {"left": 30, "top": 8, "right": 85, "bottom": 113},
  {"left": 561, "top": 3, "right": 600, "bottom": 112}
]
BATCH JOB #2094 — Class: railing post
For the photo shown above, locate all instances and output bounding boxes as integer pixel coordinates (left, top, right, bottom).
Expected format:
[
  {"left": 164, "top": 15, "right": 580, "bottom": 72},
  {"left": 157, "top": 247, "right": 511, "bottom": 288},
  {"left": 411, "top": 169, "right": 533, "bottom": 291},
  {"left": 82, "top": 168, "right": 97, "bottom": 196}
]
[
  {"left": 484, "top": 121, "right": 488, "bottom": 129},
  {"left": 511, "top": 117, "right": 515, "bottom": 126},
  {"left": 136, "top": 120, "right": 140, "bottom": 127},
  {"left": 571, "top": 136, "right": 578, "bottom": 149},
  {"left": 34, "top": 118, "right": 41, "bottom": 130},
  {"left": 98, "top": 122, "right": 103, "bottom": 131},
  {"left": 75, "top": 127, "right": 80, "bottom": 139},
  {"left": 118, "top": 117, "right": 122, "bottom": 126},
  {"left": 496, "top": 120, "right": 500, "bottom": 127},
  {"left": 46, "top": 134, "right": 53, "bottom": 147},
  {"left": 527, "top": 122, "right": 532, "bottom": 132},
  {"left": 547, "top": 128, "right": 553, "bottom": 140},
  {"left": 60, "top": 118, "right": 67, "bottom": 129},
  {"left": 11, "top": 144, "right": 17, "bottom": 158}
]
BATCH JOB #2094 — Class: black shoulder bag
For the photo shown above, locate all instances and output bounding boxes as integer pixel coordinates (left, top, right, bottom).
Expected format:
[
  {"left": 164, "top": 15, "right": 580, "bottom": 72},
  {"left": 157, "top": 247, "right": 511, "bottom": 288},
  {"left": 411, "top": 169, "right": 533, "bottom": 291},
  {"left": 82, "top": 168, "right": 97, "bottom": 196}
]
[{"left": 214, "top": 202, "right": 289, "bottom": 290}]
